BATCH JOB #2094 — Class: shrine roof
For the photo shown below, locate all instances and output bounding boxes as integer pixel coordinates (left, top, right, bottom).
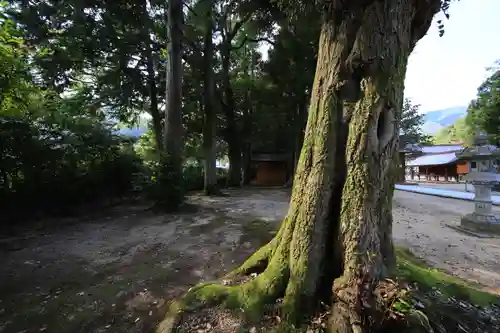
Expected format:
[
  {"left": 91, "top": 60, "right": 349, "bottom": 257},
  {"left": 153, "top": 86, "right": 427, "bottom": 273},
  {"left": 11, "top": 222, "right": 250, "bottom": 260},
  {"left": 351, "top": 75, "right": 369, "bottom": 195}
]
[
  {"left": 420, "top": 144, "right": 463, "bottom": 154},
  {"left": 407, "top": 152, "right": 458, "bottom": 167}
]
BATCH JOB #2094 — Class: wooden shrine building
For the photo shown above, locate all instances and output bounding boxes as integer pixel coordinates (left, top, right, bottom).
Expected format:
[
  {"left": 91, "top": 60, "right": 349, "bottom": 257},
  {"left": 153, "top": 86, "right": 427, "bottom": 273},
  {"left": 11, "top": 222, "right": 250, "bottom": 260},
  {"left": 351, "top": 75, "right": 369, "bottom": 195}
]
[
  {"left": 406, "top": 144, "right": 465, "bottom": 181},
  {"left": 249, "top": 151, "right": 292, "bottom": 186}
]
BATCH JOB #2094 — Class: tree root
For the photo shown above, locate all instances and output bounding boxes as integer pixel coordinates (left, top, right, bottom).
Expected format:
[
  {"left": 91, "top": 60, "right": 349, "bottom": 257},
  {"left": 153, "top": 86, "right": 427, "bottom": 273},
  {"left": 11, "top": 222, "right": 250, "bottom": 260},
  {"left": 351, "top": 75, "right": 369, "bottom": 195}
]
[
  {"left": 224, "top": 238, "right": 274, "bottom": 279},
  {"left": 156, "top": 267, "right": 290, "bottom": 333},
  {"left": 329, "top": 278, "right": 434, "bottom": 333},
  {"left": 157, "top": 218, "right": 296, "bottom": 333}
]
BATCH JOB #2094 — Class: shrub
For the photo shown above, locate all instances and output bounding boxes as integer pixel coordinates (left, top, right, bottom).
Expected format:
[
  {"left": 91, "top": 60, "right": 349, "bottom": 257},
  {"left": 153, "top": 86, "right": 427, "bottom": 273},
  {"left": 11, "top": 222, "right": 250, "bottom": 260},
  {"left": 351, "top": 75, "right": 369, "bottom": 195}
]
[{"left": 0, "top": 116, "right": 142, "bottom": 222}]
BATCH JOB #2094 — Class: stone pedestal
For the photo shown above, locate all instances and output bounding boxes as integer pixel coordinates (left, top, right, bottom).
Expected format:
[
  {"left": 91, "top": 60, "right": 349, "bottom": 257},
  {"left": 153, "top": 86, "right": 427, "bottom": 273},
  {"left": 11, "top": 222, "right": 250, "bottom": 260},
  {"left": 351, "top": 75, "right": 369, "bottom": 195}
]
[
  {"left": 457, "top": 183, "right": 500, "bottom": 236},
  {"left": 460, "top": 213, "right": 500, "bottom": 233}
]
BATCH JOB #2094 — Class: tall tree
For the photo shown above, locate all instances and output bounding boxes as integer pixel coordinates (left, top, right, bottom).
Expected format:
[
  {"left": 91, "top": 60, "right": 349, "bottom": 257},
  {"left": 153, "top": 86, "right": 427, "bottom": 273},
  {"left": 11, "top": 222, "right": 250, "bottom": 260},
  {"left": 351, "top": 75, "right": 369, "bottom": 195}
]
[
  {"left": 399, "top": 98, "right": 429, "bottom": 146},
  {"left": 217, "top": 3, "right": 250, "bottom": 187},
  {"left": 158, "top": 0, "right": 447, "bottom": 332},
  {"left": 201, "top": 0, "right": 220, "bottom": 195},
  {"left": 467, "top": 64, "right": 500, "bottom": 143},
  {"left": 159, "top": 0, "right": 184, "bottom": 210},
  {"left": 216, "top": 0, "right": 276, "bottom": 186},
  {"left": 262, "top": 15, "right": 319, "bottom": 180}
]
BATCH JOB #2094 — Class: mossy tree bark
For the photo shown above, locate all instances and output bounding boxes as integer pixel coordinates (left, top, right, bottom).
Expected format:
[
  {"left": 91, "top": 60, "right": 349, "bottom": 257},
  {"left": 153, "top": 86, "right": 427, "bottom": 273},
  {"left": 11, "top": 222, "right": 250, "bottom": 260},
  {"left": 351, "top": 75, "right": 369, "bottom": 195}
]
[{"left": 158, "top": 0, "right": 441, "bottom": 331}]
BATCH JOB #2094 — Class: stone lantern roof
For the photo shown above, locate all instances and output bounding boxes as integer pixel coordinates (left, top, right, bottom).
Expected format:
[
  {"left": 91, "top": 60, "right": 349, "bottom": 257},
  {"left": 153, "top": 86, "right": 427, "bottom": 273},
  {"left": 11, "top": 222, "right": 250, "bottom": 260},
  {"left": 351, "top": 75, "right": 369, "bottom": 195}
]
[{"left": 455, "top": 130, "right": 500, "bottom": 161}]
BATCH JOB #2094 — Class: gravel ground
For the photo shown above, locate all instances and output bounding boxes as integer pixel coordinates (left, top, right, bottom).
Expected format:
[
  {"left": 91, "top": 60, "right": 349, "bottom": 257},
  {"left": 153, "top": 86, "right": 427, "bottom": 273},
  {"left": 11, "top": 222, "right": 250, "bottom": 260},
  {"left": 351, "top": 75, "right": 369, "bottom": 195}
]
[
  {"left": 392, "top": 190, "right": 500, "bottom": 293},
  {"left": 1, "top": 188, "right": 499, "bottom": 333}
]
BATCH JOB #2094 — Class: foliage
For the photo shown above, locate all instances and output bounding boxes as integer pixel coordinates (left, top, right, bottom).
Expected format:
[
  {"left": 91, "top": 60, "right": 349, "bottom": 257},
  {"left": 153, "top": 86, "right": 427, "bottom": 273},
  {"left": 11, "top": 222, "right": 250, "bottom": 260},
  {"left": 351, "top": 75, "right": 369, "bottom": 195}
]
[
  {"left": 0, "top": 12, "right": 141, "bottom": 222},
  {"left": 432, "top": 116, "right": 474, "bottom": 144},
  {"left": 134, "top": 129, "right": 228, "bottom": 194},
  {"left": 466, "top": 64, "right": 500, "bottom": 143},
  {"left": 0, "top": 112, "right": 142, "bottom": 221},
  {"left": 399, "top": 98, "right": 430, "bottom": 146},
  {"left": 135, "top": 129, "right": 161, "bottom": 167}
]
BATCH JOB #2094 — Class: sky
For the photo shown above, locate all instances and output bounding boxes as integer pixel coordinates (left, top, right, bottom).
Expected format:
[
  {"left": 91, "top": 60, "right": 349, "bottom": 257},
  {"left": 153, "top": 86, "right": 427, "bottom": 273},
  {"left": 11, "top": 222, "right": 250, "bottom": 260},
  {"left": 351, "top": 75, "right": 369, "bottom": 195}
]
[{"left": 404, "top": 0, "right": 500, "bottom": 112}]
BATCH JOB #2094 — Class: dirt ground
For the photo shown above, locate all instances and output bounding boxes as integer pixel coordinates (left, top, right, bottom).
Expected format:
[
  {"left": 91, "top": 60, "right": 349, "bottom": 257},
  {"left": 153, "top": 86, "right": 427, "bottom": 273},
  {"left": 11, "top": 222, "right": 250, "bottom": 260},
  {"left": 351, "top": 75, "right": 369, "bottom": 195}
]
[{"left": 1, "top": 188, "right": 500, "bottom": 333}]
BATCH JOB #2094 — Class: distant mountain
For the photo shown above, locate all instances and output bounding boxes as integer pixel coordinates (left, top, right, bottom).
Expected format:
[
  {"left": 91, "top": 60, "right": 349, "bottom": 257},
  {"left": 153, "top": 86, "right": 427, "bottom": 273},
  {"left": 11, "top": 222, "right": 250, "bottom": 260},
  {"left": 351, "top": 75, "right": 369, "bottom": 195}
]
[
  {"left": 422, "top": 106, "right": 467, "bottom": 134},
  {"left": 114, "top": 106, "right": 467, "bottom": 138}
]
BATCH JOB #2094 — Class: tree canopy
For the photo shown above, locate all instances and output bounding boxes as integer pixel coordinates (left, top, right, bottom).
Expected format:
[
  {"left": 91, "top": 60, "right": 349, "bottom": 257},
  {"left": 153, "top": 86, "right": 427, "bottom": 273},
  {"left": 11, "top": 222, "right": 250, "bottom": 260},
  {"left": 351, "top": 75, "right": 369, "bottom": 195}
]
[
  {"left": 0, "top": 8, "right": 141, "bottom": 221},
  {"left": 467, "top": 63, "right": 500, "bottom": 143},
  {"left": 432, "top": 116, "right": 473, "bottom": 144}
]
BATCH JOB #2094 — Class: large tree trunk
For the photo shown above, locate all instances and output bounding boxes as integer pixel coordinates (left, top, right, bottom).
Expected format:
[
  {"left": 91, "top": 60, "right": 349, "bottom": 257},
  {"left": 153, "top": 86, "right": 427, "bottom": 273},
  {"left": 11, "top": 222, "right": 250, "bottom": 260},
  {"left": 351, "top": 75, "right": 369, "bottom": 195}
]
[
  {"left": 157, "top": 1, "right": 440, "bottom": 332},
  {"left": 221, "top": 46, "right": 242, "bottom": 187},
  {"left": 160, "top": 0, "right": 184, "bottom": 210},
  {"left": 201, "top": 1, "right": 219, "bottom": 196}
]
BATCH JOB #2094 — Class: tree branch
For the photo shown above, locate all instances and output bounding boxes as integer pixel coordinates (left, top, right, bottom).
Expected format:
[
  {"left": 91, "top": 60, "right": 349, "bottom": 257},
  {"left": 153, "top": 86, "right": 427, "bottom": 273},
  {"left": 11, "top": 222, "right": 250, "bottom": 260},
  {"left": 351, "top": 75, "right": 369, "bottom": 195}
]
[
  {"left": 219, "top": 0, "right": 239, "bottom": 33},
  {"left": 226, "top": 12, "right": 252, "bottom": 42},
  {"left": 231, "top": 36, "right": 275, "bottom": 50},
  {"left": 181, "top": 33, "right": 201, "bottom": 53},
  {"left": 183, "top": 2, "right": 199, "bottom": 17}
]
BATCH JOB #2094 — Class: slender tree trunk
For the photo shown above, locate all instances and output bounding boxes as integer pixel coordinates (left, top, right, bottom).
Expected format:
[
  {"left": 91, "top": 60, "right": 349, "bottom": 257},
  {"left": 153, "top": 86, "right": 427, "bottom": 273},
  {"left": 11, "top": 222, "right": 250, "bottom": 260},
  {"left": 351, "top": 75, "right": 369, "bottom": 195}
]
[
  {"left": 242, "top": 50, "right": 253, "bottom": 186},
  {"left": 137, "top": 0, "right": 163, "bottom": 151},
  {"left": 142, "top": 12, "right": 163, "bottom": 151},
  {"left": 202, "top": 1, "right": 219, "bottom": 196},
  {"left": 157, "top": 1, "right": 440, "bottom": 332},
  {"left": 221, "top": 46, "right": 242, "bottom": 187},
  {"left": 160, "top": 0, "right": 184, "bottom": 210},
  {"left": 241, "top": 104, "right": 252, "bottom": 185}
]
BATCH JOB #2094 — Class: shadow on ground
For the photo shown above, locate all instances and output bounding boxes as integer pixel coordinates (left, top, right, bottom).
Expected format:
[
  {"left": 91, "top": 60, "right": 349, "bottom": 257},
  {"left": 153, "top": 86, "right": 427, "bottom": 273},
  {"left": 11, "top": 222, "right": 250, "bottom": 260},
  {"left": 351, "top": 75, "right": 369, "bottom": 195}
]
[{"left": 0, "top": 188, "right": 289, "bottom": 333}]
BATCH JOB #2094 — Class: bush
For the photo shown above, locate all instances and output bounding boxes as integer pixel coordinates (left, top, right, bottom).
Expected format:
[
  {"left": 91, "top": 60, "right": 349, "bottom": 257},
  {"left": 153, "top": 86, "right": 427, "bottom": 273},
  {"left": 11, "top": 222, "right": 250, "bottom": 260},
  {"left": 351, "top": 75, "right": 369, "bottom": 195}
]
[
  {"left": 138, "top": 161, "right": 229, "bottom": 204},
  {"left": 183, "top": 165, "right": 204, "bottom": 191},
  {"left": 0, "top": 116, "right": 142, "bottom": 222}
]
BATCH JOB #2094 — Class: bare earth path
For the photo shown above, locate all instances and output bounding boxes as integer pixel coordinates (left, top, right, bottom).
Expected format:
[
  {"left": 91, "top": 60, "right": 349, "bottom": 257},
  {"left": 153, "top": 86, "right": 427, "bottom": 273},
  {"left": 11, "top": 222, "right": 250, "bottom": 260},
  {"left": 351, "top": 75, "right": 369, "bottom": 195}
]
[{"left": 1, "top": 188, "right": 499, "bottom": 333}]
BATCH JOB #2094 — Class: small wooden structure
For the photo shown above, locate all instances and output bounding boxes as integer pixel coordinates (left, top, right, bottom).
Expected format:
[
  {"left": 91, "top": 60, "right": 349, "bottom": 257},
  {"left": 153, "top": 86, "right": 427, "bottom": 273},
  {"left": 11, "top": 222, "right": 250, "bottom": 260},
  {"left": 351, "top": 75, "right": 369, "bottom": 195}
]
[{"left": 250, "top": 152, "right": 291, "bottom": 186}]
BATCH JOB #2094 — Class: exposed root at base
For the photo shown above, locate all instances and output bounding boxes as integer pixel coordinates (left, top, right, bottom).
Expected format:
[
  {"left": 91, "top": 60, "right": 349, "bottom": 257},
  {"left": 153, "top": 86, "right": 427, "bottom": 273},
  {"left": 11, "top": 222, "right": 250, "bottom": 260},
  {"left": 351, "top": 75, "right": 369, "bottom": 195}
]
[
  {"left": 157, "top": 225, "right": 296, "bottom": 333},
  {"left": 329, "top": 279, "right": 434, "bottom": 333},
  {"left": 157, "top": 274, "right": 436, "bottom": 333},
  {"left": 224, "top": 241, "right": 273, "bottom": 279},
  {"left": 156, "top": 271, "right": 287, "bottom": 333}
]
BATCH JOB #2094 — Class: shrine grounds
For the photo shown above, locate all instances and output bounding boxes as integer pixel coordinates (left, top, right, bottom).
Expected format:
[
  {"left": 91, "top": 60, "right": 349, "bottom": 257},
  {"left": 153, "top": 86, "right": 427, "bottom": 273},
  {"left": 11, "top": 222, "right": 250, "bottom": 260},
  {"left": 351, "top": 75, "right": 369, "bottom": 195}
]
[{"left": 1, "top": 188, "right": 500, "bottom": 333}]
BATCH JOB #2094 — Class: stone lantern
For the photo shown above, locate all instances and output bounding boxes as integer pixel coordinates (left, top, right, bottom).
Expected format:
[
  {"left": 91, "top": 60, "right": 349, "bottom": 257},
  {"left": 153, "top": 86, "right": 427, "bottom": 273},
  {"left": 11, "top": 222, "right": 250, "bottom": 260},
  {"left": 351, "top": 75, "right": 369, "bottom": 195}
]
[{"left": 453, "top": 131, "right": 500, "bottom": 235}]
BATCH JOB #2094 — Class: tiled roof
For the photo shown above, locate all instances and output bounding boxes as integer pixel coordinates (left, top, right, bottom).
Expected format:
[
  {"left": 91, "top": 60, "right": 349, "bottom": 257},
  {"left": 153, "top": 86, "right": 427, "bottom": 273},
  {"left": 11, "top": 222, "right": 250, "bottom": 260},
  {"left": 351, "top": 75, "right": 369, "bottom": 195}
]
[
  {"left": 420, "top": 145, "right": 463, "bottom": 154},
  {"left": 407, "top": 152, "right": 458, "bottom": 166}
]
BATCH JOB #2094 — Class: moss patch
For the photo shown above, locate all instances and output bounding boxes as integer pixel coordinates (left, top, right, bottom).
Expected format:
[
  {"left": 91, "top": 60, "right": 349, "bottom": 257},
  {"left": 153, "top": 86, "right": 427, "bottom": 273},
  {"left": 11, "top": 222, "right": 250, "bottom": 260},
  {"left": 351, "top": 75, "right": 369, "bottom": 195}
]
[{"left": 395, "top": 247, "right": 499, "bottom": 307}]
